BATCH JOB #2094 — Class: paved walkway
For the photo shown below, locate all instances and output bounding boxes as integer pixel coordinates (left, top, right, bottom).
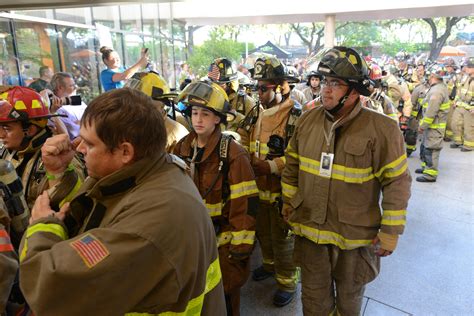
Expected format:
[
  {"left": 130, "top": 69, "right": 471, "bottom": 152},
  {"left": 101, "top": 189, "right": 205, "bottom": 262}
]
[{"left": 240, "top": 141, "right": 473, "bottom": 315}]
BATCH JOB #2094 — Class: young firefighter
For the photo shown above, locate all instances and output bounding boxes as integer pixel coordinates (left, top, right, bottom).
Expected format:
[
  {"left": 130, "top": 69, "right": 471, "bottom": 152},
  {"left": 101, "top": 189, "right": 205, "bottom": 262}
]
[{"left": 173, "top": 81, "right": 258, "bottom": 316}]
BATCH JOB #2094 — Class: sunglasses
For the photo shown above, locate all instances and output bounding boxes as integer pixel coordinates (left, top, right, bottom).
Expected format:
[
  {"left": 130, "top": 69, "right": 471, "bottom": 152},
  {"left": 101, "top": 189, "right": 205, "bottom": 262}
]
[{"left": 257, "top": 84, "right": 276, "bottom": 92}]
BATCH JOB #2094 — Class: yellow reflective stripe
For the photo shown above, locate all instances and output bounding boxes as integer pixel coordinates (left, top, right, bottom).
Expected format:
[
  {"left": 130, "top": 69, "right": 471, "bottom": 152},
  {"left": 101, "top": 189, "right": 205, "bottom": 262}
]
[
  {"left": 287, "top": 150, "right": 299, "bottom": 159},
  {"left": 423, "top": 169, "right": 438, "bottom": 176},
  {"left": 126, "top": 258, "right": 221, "bottom": 316},
  {"left": 259, "top": 190, "right": 281, "bottom": 203},
  {"left": 406, "top": 144, "right": 416, "bottom": 150},
  {"left": 59, "top": 177, "right": 83, "bottom": 208},
  {"left": 429, "top": 123, "right": 446, "bottom": 129},
  {"left": 464, "top": 140, "right": 474, "bottom": 147},
  {"left": 381, "top": 210, "right": 407, "bottom": 226},
  {"left": 445, "top": 130, "right": 454, "bottom": 136},
  {"left": 263, "top": 258, "right": 274, "bottom": 265},
  {"left": 204, "top": 201, "right": 222, "bottom": 217},
  {"left": 439, "top": 102, "right": 451, "bottom": 111},
  {"left": 411, "top": 110, "right": 418, "bottom": 117},
  {"left": 374, "top": 154, "right": 407, "bottom": 180},
  {"left": 281, "top": 182, "right": 298, "bottom": 199},
  {"left": 216, "top": 231, "right": 232, "bottom": 247},
  {"left": 249, "top": 141, "right": 269, "bottom": 155},
  {"left": 20, "top": 223, "right": 68, "bottom": 262},
  {"left": 229, "top": 180, "right": 258, "bottom": 200},
  {"left": 290, "top": 222, "right": 372, "bottom": 250},
  {"left": 280, "top": 156, "right": 286, "bottom": 164},
  {"left": 275, "top": 273, "right": 298, "bottom": 286},
  {"left": 230, "top": 230, "right": 255, "bottom": 246},
  {"left": 388, "top": 113, "right": 398, "bottom": 120},
  {"left": 300, "top": 155, "right": 375, "bottom": 184},
  {"left": 423, "top": 117, "right": 434, "bottom": 124}
]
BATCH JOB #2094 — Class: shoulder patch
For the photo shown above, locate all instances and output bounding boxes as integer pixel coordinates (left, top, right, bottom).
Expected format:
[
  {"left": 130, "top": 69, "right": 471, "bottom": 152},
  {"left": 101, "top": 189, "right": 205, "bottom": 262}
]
[
  {"left": 70, "top": 233, "right": 110, "bottom": 268},
  {"left": 167, "top": 154, "right": 190, "bottom": 172}
]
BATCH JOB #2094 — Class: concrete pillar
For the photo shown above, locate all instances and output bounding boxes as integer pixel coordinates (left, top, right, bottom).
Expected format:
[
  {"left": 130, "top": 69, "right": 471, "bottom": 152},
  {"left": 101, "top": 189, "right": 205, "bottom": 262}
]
[{"left": 324, "top": 14, "right": 336, "bottom": 48}]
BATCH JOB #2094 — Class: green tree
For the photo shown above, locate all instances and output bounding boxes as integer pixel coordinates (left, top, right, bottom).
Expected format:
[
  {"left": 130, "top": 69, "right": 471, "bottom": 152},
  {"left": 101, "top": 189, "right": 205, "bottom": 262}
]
[
  {"left": 422, "top": 17, "right": 467, "bottom": 60},
  {"left": 336, "top": 21, "right": 381, "bottom": 54},
  {"left": 188, "top": 32, "right": 254, "bottom": 77}
]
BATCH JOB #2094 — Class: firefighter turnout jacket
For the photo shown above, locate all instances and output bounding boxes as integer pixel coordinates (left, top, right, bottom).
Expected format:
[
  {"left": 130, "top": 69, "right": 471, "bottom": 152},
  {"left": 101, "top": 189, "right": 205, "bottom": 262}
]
[{"left": 282, "top": 103, "right": 412, "bottom": 250}]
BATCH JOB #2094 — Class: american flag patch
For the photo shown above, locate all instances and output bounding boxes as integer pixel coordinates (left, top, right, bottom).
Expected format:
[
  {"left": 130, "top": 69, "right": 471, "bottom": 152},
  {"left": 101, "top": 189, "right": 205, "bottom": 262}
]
[
  {"left": 0, "top": 229, "right": 13, "bottom": 252},
  {"left": 70, "top": 234, "right": 109, "bottom": 268},
  {"left": 208, "top": 64, "right": 220, "bottom": 81}
]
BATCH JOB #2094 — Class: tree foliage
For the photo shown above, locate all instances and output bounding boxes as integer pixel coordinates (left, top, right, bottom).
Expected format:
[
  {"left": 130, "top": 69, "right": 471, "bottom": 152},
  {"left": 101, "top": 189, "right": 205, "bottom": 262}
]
[{"left": 422, "top": 17, "right": 466, "bottom": 60}]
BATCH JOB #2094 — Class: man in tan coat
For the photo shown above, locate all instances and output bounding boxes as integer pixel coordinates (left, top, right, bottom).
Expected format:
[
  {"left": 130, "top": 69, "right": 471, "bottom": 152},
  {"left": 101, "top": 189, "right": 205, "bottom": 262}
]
[
  {"left": 282, "top": 47, "right": 411, "bottom": 315},
  {"left": 19, "top": 88, "right": 226, "bottom": 315}
]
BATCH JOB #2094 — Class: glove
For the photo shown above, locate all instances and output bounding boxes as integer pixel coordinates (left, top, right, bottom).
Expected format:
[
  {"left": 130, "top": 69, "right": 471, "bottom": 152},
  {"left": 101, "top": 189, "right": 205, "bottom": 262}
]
[
  {"left": 251, "top": 158, "right": 271, "bottom": 177},
  {"left": 281, "top": 203, "right": 294, "bottom": 223},
  {"left": 373, "top": 231, "right": 399, "bottom": 257}
]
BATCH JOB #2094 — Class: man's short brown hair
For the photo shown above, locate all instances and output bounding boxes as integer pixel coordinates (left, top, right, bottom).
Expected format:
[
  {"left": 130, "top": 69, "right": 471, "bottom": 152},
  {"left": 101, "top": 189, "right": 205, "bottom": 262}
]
[{"left": 82, "top": 88, "right": 166, "bottom": 160}]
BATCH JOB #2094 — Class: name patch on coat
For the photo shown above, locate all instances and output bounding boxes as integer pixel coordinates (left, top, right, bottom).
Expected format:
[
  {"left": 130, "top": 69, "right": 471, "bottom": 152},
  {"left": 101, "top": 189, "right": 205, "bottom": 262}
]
[{"left": 70, "top": 233, "right": 110, "bottom": 268}]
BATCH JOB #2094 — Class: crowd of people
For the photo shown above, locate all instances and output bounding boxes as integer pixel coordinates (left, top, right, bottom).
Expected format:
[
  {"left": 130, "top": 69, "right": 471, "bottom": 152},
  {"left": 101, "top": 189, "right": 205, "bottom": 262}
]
[{"left": 0, "top": 43, "right": 472, "bottom": 316}]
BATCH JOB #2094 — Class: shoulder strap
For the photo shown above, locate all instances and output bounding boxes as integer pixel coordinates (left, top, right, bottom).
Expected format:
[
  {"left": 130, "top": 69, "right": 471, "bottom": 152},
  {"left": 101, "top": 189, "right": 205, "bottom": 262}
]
[
  {"left": 202, "top": 135, "right": 231, "bottom": 200},
  {"left": 285, "top": 105, "right": 302, "bottom": 147}
]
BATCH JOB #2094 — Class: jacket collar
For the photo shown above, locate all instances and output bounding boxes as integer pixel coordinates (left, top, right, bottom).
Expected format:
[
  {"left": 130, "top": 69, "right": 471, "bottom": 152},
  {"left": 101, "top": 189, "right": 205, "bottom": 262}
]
[
  {"left": 82, "top": 152, "right": 167, "bottom": 199},
  {"left": 179, "top": 127, "right": 222, "bottom": 164}
]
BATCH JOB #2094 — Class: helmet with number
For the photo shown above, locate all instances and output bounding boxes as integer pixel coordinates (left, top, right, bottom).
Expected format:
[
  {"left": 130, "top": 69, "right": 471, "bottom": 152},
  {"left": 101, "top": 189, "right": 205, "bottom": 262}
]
[
  {"left": 208, "top": 58, "right": 238, "bottom": 83},
  {"left": 443, "top": 57, "right": 458, "bottom": 70},
  {"left": 426, "top": 64, "right": 447, "bottom": 79},
  {"left": 125, "top": 71, "right": 177, "bottom": 101},
  {"left": 369, "top": 64, "right": 383, "bottom": 81},
  {"left": 0, "top": 86, "right": 55, "bottom": 127},
  {"left": 252, "top": 54, "right": 299, "bottom": 83},
  {"left": 178, "top": 80, "right": 231, "bottom": 123},
  {"left": 316, "top": 46, "right": 372, "bottom": 96}
]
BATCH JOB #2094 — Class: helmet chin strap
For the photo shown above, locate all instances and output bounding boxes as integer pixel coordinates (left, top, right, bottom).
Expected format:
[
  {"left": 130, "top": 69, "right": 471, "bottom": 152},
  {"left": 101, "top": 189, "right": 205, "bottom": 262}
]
[{"left": 327, "top": 87, "right": 353, "bottom": 116}]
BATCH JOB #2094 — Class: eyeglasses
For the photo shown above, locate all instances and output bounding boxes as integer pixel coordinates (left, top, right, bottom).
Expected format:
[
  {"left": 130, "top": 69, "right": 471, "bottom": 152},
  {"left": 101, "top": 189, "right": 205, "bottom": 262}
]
[
  {"left": 257, "top": 84, "right": 275, "bottom": 92},
  {"left": 320, "top": 80, "right": 349, "bottom": 89}
]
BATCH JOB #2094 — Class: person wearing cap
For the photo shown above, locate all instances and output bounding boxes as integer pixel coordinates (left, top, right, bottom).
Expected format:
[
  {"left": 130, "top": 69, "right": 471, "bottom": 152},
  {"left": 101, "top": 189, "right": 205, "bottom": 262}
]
[
  {"left": 240, "top": 54, "right": 300, "bottom": 307},
  {"left": 124, "top": 71, "right": 189, "bottom": 152},
  {"left": 207, "top": 58, "right": 256, "bottom": 133},
  {"left": 415, "top": 64, "right": 450, "bottom": 182},
  {"left": 173, "top": 81, "right": 258, "bottom": 315},
  {"left": 0, "top": 86, "right": 84, "bottom": 313},
  {"left": 450, "top": 58, "right": 474, "bottom": 152},
  {"left": 281, "top": 47, "right": 411, "bottom": 315}
]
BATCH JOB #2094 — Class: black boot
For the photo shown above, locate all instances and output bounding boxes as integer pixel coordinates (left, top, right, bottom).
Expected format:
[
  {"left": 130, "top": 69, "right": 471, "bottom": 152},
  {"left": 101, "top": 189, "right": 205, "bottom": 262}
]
[
  {"left": 252, "top": 266, "right": 274, "bottom": 281},
  {"left": 416, "top": 176, "right": 436, "bottom": 183},
  {"left": 461, "top": 147, "right": 472, "bottom": 152},
  {"left": 450, "top": 143, "right": 460, "bottom": 148},
  {"left": 273, "top": 289, "right": 295, "bottom": 307},
  {"left": 415, "top": 168, "right": 424, "bottom": 174}
]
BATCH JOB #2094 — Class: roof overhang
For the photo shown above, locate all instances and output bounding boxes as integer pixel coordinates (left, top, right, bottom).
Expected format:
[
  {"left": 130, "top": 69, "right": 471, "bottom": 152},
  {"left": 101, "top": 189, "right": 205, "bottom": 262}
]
[{"left": 0, "top": 0, "right": 181, "bottom": 11}]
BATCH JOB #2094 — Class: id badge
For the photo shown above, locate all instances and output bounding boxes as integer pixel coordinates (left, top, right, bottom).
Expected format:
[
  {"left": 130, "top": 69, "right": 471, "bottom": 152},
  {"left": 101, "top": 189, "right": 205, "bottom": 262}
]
[
  {"left": 255, "top": 140, "right": 260, "bottom": 158},
  {"left": 319, "top": 152, "right": 334, "bottom": 178}
]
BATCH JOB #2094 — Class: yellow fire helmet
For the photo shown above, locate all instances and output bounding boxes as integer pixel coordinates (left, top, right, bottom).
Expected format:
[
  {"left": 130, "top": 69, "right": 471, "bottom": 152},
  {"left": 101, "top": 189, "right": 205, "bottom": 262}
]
[
  {"left": 125, "top": 71, "right": 177, "bottom": 101},
  {"left": 178, "top": 80, "right": 233, "bottom": 123}
]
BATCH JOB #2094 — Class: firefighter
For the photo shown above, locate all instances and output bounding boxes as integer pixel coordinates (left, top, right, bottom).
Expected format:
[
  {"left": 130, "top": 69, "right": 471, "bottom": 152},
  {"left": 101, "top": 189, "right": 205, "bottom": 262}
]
[
  {"left": 361, "top": 63, "right": 399, "bottom": 122},
  {"left": 405, "top": 61, "right": 430, "bottom": 156},
  {"left": 416, "top": 65, "right": 450, "bottom": 182},
  {"left": 0, "top": 86, "right": 84, "bottom": 314},
  {"left": 450, "top": 58, "right": 474, "bottom": 151},
  {"left": 174, "top": 80, "right": 258, "bottom": 315},
  {"left": 125, "top": 71, "right": 189, "bottom": 152},
  {"left": 444, "top": 58, "right": 459, "bottom": 142},
  {"left": 19, "top": 88, "right": 226, "bottom": 315},
  {"left": 207, "top": 58, "right": 256, "bottom": 133},
  {"left": 240, "top": 54, "right": 300, "bottom": 307},
  {"left": 281, "top": 46, "right": 411, "bottom": 315},
  {"left": 301, "top": 70, "right": 322, "bottom": 103}
]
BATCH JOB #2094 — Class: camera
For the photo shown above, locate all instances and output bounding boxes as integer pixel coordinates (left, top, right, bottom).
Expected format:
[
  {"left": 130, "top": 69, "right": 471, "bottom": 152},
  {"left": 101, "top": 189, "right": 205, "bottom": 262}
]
[{"left": 49, "top": 94, "right": 82, "bottom": 106}]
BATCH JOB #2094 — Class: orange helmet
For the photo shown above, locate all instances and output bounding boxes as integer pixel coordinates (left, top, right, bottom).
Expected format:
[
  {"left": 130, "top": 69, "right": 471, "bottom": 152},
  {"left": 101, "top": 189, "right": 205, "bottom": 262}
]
[
  {"left": 369, "top": 64, "right": 383, "bottom": 81},
  {"left": 0, "top": 86, "right": 53, "bottom": 127}
]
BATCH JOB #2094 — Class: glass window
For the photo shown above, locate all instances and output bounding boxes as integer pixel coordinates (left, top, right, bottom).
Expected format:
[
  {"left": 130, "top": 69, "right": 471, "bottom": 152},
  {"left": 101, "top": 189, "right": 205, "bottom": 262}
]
[
  {"left": 0, "top": 18, "right": 20, "bottom": 86},
  {"left": 119, "top": 5, "right": 142, "bottom": 33},
  {"left": 144, "top": 36, "right": 159, "bottom": 73},
  {"left": 123, "top": 34, "right": 143, "bottom": 68},
  {"left": 92, "top": 6, "right": 120, "bottom": 30},
  {"left": 14, "top": 21, "right": 60, "bottom": 87},
  {"left": 55, "top": 8, "right": 93, "bottom": 25},
  {"left": 12, "top": 10, "right": 55, "bottom": 19},
  {"left": 142, "top": 4, "right": 159, "bottom": 36},
  {"left": 56, "top": 26, "right": 100, "bottom": 103}
]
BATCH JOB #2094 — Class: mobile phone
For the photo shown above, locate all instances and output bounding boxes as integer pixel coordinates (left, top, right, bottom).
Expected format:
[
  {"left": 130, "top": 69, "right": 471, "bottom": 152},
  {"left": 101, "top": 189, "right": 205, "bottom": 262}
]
[{"left": 144, "top": 48, "right": 149, "bottom": 54}]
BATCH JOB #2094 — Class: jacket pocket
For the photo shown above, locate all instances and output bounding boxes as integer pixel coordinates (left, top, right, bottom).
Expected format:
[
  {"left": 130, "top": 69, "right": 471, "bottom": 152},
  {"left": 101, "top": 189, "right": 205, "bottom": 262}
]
[
  {"left": 338, "top": 206, "right": 381, "bottom": 228},
  {"left": 343, "top": 136, "right": 372, "bottom": 171}
]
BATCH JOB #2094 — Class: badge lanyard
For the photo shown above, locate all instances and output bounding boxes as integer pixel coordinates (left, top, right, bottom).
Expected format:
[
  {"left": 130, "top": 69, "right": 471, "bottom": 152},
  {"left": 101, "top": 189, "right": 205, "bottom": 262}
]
[{"left": 320, "top": 118, "right": 342, "bottom": 178}]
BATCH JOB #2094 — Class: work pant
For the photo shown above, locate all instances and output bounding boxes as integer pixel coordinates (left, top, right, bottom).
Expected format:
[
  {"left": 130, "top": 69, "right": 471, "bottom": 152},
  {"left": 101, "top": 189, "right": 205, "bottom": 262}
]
[
  {"left": 294, "top": 237, "right": 380, "bottom": 316},
  {"left": 445, "top": 102, "right": 455, "bottom": 140},
  {"left": 219, "top": 245, "right": 250, "bottom": 316},
  {"left": 420, "top": 128, "right": 443, "bottom": 180},
  {"left": 256, "top": 202, "right": 297, "bottom": 292},
  {"left": 452, "top": 107, "right": 474, "bottom": 150}
]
